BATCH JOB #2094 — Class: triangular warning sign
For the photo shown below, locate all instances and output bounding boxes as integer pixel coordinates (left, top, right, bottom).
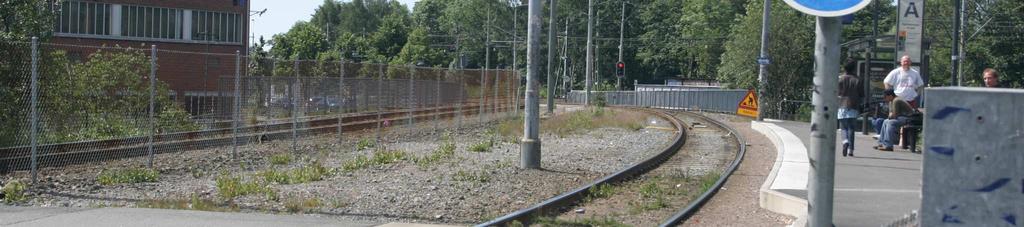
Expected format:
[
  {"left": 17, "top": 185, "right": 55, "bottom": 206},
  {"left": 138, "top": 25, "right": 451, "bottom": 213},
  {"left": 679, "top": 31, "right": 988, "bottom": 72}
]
[{"left": 737, "top": 90, "right": 758, "bottom": 118}]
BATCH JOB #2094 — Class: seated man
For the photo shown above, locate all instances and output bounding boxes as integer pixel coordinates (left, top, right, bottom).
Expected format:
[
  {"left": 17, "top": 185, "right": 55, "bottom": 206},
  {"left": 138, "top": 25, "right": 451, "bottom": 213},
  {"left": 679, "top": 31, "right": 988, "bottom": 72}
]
[{"left": 875, "top": 89, "right": 915, "bottom": 151}]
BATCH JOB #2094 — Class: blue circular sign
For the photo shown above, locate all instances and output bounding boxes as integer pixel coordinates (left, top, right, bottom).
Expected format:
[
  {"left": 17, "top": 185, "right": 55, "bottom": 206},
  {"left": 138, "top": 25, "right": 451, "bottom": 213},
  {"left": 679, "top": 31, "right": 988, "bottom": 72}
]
[{"left": 783, "top": 0, "right": 871, "bottom": 17}]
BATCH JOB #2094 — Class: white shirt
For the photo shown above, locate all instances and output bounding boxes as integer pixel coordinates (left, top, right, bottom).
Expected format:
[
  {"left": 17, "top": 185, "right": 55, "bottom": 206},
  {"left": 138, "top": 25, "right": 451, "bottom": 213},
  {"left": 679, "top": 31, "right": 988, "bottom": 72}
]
[{"left": 884, "top": 67, "right": 924, "bottom": 101}]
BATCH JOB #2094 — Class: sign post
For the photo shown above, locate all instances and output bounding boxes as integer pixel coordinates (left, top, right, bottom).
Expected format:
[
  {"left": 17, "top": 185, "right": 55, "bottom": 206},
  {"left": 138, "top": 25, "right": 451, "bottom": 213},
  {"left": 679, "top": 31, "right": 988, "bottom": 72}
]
[
  {"left": 737, "top": 90, "right": 759, "bottom": 118},
  {"left": 896, "top": 0, "right": 924, "bottom": 64},
  {"left": 782, "top": 0, "right": 870, "bottom": 226}
]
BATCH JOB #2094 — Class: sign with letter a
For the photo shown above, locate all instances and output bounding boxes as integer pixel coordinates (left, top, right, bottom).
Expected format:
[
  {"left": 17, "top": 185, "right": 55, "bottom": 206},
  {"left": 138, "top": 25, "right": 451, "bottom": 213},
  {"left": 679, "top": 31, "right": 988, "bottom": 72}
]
[
  {"left": 897, "top": 0, "right": 924, "bottom": 63},
  {"left": 737, "top": 90, "right": 758, "bottom": 118}
]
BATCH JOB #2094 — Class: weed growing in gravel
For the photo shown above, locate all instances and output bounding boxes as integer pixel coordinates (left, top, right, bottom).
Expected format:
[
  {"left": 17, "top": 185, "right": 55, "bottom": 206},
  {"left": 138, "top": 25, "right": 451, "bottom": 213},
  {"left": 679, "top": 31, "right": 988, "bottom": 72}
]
[
  {"left": 468, "top": 139, "right": 493, "bottom": 152},
  {"left": 542, "top": 107, "right": 648, "bottom": 137},
  {"left": 355, "top": 138, "right": 376, "bottom": 150},
  {"left": 452, "top": 170, "right": 491, "bottom": 183},
  {"left": 283, "top": 196, "right": 321, "bottom": 213},
  {"left": 269, "top": 153, "right": 293, "bottom": 165},
  {"left": 532, "top": 217, "right": 629, "bottom": 227},
  {"left": 340, "top": 150, "right": 409, "bottom": 172},
  {"left": 215, "top": 175, "right": 277, "bottom": 200},
  {"left": 414, "top": 134, "right": 457, "bottom": 167},
  {"left": 628, "top": 181, "right": 673, "bottom": 213},
  {"left": 2, "top": 179, "right": 28, "bottom": 203},
  {"left": 699, "top": 172, "right": 721, "bottom": 192},
  {"left": 584, "top": 183, "right": 616, "bottom": 202},
  {"left": 258, "top": 162, "right": 331, "bottom": 184},
  {"left": 97, "top": 168, "right": 159, "bottom": 185}
]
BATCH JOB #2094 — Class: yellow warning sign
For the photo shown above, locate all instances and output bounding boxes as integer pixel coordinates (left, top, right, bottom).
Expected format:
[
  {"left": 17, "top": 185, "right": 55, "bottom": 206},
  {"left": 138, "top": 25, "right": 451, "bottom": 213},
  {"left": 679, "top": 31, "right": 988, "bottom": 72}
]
[{"left": 737, "top": 90, "right": 758, "bottom": 118}]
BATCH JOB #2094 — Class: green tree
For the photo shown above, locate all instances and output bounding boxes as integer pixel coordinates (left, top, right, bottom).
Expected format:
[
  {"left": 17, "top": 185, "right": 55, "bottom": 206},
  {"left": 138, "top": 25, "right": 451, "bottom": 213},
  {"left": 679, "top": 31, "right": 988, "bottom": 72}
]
[{"left": 718, "top": 0, "right": 814, "bottom": 118}]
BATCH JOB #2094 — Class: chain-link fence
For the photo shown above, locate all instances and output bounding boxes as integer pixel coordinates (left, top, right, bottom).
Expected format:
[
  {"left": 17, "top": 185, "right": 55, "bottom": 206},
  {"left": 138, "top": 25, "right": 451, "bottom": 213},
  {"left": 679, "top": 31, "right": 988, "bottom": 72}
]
[{"left": 0, "top": 39, "right": 519, "bottom": 185}]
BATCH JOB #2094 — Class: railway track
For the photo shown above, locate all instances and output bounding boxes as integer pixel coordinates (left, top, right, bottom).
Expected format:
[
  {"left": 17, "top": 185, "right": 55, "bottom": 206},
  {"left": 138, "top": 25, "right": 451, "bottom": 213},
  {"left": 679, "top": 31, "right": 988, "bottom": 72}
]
[
  {"left": 478, "top": 110, "right": 745, "bottom": 226},
  {"left": 0, "top": 102, "right": 504, "bottom": 171}
]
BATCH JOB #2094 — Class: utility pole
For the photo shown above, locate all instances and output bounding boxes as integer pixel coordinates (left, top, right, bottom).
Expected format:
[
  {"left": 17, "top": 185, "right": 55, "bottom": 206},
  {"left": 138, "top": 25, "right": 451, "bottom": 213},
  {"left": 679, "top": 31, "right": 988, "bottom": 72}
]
[
  {"left": 562, "top": 20, "right": 569, "bottom": 97},
  {"left": 546, "top": 0, "right": 557, "bottom": 114},
  {"left": 755, "top": 0, "right": 770, "bottom": 121},
  {"left": 952, "top": 0, "right": 962, "bottom": 86},
  {"left": 617, "top": 0, "right": 625, "bottom": 91},
  {"left": 513, "top": 4, "right": 520, "bottom": 115},
  {"left": 584, "top": 0, "right": 594, "bottom": 105},
  {"left": 521, "top": 0, "right": 542, "bottom": 169},
  {"left": 808, "top": 16, "right": 840, "bottom": 227},
  {"left": 863, "top": 0, "right": 878, "bottom": 135}
]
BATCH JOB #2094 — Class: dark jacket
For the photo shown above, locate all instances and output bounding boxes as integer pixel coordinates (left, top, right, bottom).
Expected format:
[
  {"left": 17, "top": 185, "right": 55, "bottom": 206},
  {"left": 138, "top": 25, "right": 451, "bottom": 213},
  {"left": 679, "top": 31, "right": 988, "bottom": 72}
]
[{"left": 838, "top": 73, "right": 864, "bottom": 111}]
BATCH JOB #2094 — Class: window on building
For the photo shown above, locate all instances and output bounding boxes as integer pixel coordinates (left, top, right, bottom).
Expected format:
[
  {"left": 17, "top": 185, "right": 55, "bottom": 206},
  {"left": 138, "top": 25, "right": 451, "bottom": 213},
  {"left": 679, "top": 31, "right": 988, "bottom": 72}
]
[
  {"left": 121, "top": 5, "right": 183, "bottom": 39},
  {"left": 192, "top": 10, "right": 242, "bottom": 43},
  {"left": 57, "top": 1, "right": 111, "bottom": 35}
]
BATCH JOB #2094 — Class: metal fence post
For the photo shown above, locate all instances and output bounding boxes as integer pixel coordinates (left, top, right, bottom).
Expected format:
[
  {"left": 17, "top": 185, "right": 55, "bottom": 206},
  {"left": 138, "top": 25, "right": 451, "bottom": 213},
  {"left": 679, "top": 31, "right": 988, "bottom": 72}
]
[
  {"left": 29, "top": 37, "right": 40, "bottom": 184},
  {"left": 479, "top": 68, "right": 486, "bottom": 123},
  {"left": 338, "top": 60, "right": 344, "bottom": 146},
  {"left": 232, "top": 50, "right": 240, "bottom": 161},
  {"left": 292, "top": 60, "right": 299, "bottom": 153},
  {"left": 147, "top": 45, "right": 158, "bottom": 168},
  {"left": 408, "top": 65, "right": 415, "bottom": 128},
  {"left": 434, "top": 68, "right": 441, "bottom": 131},
  {"left": 493, "top": 69, "right": 499, "bottom": 117},
  {"left": 457, "top": 70, "right": 463, "bottom": 129},
  {"left": 376, "top": 63, "right": 383, "bottom": 145}
]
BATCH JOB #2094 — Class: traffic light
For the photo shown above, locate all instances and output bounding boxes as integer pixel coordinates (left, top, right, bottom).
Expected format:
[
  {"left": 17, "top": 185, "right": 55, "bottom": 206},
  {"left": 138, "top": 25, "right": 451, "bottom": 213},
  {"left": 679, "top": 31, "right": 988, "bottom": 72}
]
[{"left": 615, "top": 61, "right": 625, "bottom": 77}]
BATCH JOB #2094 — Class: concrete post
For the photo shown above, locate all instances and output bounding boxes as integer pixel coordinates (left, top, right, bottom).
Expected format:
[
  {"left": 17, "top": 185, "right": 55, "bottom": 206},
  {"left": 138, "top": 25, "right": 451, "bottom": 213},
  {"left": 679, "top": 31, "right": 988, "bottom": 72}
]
[
  {"left": 808, "top": 16, "right": 840, "bottom": 227},
  {"left": 521, "top": 0, "right": 542, "bottom": 169},
  {"left": 376, "top": 64, "right": 384, "bottom": 145}
]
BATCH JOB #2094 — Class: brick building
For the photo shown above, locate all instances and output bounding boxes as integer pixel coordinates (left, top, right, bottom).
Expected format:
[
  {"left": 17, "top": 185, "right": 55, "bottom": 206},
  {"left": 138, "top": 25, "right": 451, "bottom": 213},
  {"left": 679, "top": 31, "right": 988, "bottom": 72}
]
[{"left": 51, "top": 0, "right": 249, "bottom": 115}]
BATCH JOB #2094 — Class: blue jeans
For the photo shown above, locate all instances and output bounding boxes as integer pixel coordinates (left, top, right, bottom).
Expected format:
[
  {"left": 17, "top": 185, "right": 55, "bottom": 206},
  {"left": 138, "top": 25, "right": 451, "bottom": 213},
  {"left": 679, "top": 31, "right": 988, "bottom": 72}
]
[
  {"left": 839, "top": 118, "right": 857, "bottom": 149},
  {"left": 880, "top": 117, "right": 907, "bottom": 148},
  {"left": 871, "top": 117, "right": 885, "bottom": 135}
]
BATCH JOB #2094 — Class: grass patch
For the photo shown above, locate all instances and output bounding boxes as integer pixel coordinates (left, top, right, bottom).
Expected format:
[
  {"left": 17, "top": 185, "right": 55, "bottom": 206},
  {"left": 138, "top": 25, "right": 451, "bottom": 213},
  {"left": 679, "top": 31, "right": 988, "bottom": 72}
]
[
  {"left": 341, "top": 150, "right": 409, "bottom": 172},
  {"left": 629, "top": 181, "right": 670, "bottom": 213},
  {"left": 355, "top": 138, "right": 376, "bottom": 150},
  {"left": 699, "top": 172, "right": 721, "bottom": 192},
  {"left": 532, "top": 217, "right": 630, "bottom": 227},
  {"left": 269, "top": 153, "right": 293, "bottom": 165},
  {"left": 283, "top": 196, "right": 322, "bottom": 213},
  {"left": 215, "top": 175, "right": 277, "bottom": 200},
  {"left": 540, "top": 107, "right": 643, "bottom": 137},
  {"left": 584, "top": 183, "right": 616, "bottom": 202},
  {"left": 468, "top": 139, "right": 493, "bottom": 152},
  {"left": 139, "top": 194, "right": 234, "bottom": 212},
  {"left": 97, "top": 168, "right": 159, "bottom": 185},
  {"left": 452, "top": 170, "right": 491, "bottom": 183},
  {"left": 259, "top": 162, "right": 331, "bottom": 185},
  {"left": 414, "top": 134, "right": 457, "bottom": 167},
  {"left": 2, "top": 179, "right": 28, "bottom": 203}
]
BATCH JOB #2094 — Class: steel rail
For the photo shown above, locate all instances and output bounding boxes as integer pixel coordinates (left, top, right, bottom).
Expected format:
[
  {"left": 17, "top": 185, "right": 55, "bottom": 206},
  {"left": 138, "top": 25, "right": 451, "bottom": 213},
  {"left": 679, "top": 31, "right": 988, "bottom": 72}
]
[
  {"left": 658, "top": 110, "right": 747, "bottom": 226},
  {"left": 477, "top": 108, "right": 687, "bottom": 226}
]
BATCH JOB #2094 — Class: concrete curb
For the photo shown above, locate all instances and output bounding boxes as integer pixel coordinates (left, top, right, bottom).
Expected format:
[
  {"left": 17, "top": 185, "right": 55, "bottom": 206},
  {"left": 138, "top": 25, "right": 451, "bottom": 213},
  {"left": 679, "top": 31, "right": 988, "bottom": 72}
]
[{"left": 751, "top": 120, "right": 808, "bottom": 225}]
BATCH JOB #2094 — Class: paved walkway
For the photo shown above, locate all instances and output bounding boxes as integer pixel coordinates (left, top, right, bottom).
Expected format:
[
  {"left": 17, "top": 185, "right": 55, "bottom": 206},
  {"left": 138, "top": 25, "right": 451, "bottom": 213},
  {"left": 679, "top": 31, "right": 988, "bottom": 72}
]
[
  {"left": 0, "top": 206, "right": 457, "bottom": 227},
  {"left": 755, "top": 119, "right": 921, "bottom": 226}
]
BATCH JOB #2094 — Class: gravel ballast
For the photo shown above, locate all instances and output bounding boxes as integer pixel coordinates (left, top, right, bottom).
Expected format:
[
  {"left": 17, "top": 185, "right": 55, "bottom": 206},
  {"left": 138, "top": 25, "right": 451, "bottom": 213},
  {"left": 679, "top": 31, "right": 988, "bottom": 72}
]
[{"left": 3, "top": 107, "right": 676, "bottom": 225}]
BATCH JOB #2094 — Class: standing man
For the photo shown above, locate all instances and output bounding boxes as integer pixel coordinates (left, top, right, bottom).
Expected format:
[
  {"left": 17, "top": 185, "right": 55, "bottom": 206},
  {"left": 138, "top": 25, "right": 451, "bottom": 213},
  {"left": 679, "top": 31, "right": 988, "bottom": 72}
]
[
  {"left": 884, "top": 55, "right": 924, "bottom": 107},
  {"left": 838, "top": 58, "right": 864, "bottom": 157},
  {"left": 983, "top": 68, "right": 1001, "bottom": 88}
]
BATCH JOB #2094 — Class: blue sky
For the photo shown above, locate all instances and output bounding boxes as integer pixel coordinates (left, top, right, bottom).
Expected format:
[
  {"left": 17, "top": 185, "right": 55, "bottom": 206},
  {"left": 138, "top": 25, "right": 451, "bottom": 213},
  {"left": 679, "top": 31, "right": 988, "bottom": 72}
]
[{"left": 250, "top": 0, "right": 418, "bottom": 45}]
